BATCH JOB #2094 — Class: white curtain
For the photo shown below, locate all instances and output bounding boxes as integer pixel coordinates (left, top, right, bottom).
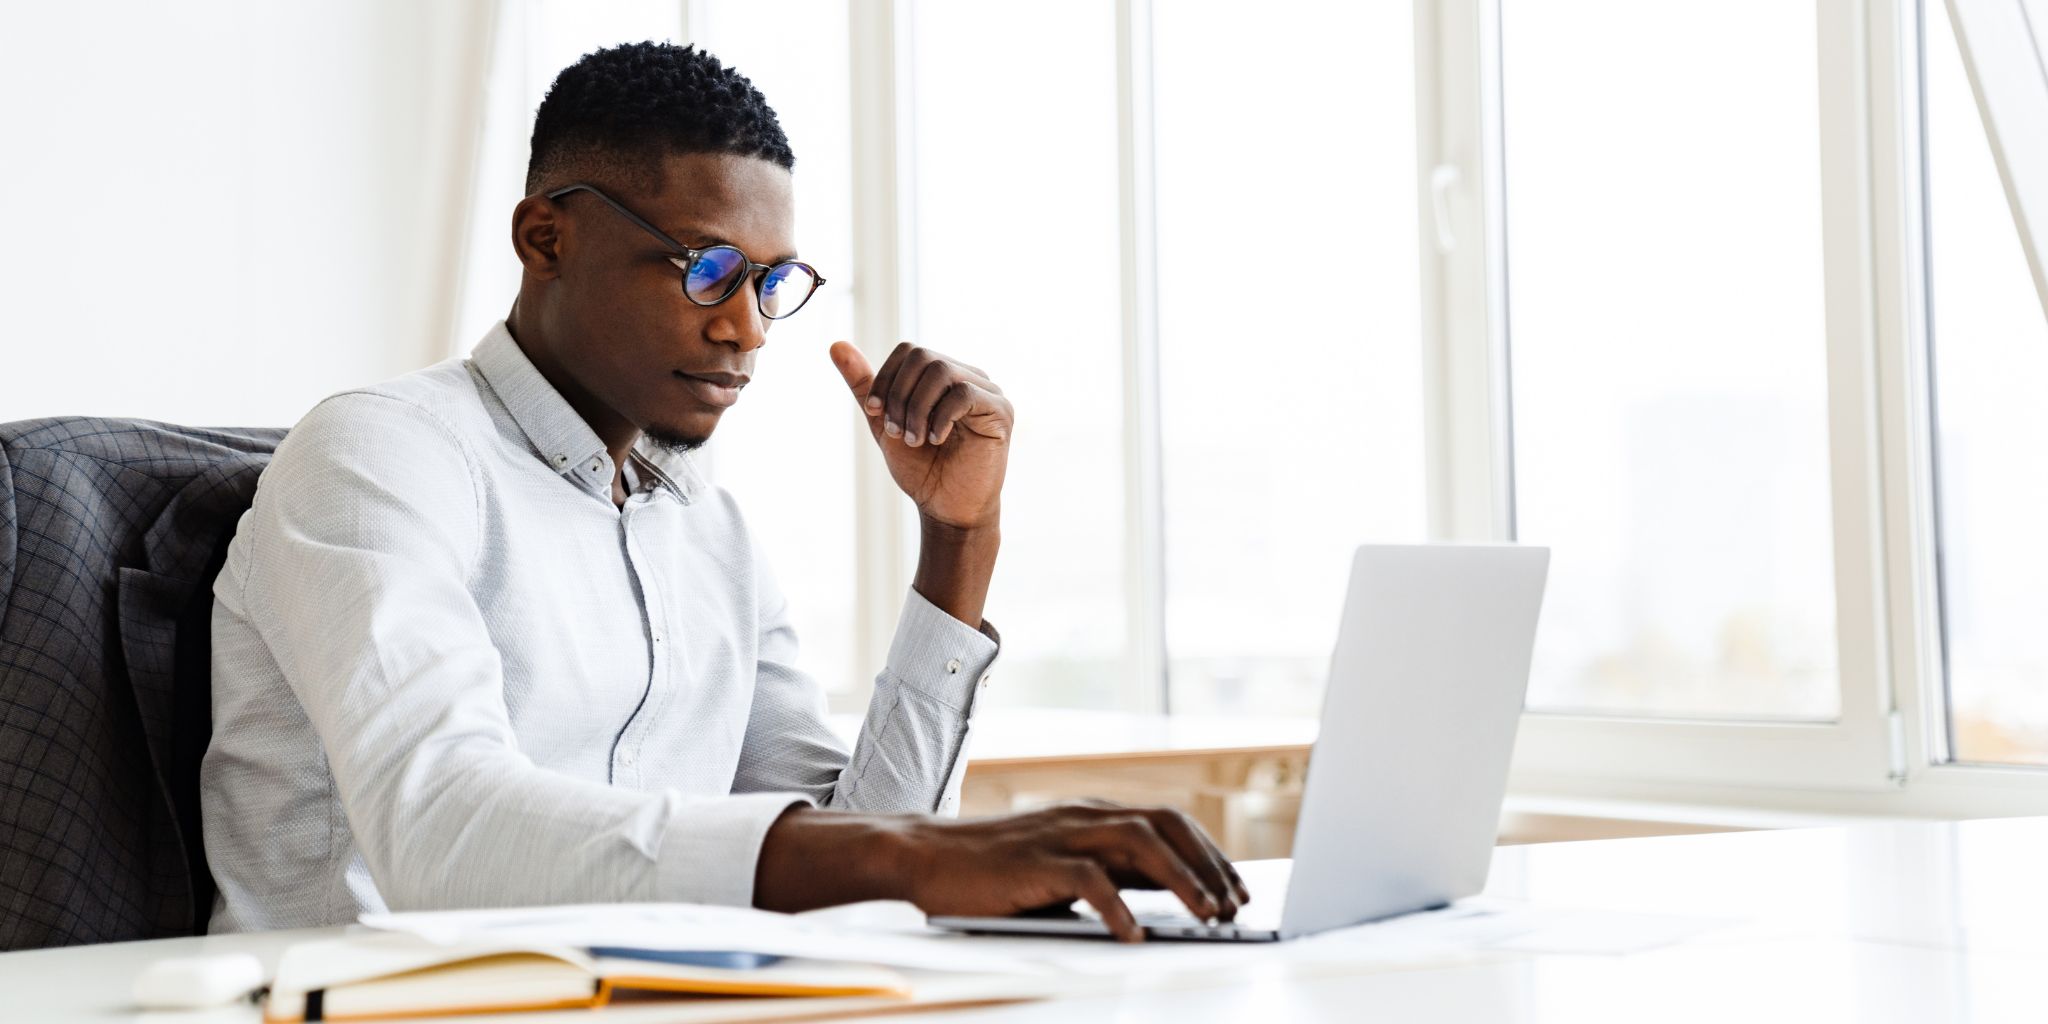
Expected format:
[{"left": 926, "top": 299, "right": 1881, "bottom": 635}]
[
  {"left": 449, "top": 1, "right": 691, "bottom": 359},
  {"left": 2, "top": 1, "right": 499, "bottom": 427}
]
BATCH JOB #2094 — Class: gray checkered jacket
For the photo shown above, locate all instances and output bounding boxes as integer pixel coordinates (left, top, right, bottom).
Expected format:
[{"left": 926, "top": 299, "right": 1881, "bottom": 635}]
[{"left": 0, "top": 418, "right": 283, "bottom": 950}]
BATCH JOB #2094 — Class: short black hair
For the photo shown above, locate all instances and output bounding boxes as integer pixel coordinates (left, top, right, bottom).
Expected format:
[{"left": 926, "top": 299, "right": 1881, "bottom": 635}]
[{"left": 525, "top": 41, "right": 794, "bottom": 195}]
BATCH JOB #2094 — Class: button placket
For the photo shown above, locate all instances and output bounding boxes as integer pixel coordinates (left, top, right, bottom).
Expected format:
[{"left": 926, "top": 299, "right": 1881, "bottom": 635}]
[{"left": 611, "top": 504, "right": 668, "bottom": 784}]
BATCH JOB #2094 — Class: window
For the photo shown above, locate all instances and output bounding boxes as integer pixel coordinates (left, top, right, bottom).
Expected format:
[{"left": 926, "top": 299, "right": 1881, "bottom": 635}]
[
  {"left": 1152, "top": 0, "right": 1428, "bottom": 717},
  {"left": 1925, "top": 0, "right": 2048, "bottom": 766},
  {"left": 692, "top": 4, "right": 862, "bottom": 695},
  {"left": 906, "top": 0, "right": 1132, "bottom": 709},
  {"left": 1499, "top": 0, "right": 1839, "bottom": 721}
]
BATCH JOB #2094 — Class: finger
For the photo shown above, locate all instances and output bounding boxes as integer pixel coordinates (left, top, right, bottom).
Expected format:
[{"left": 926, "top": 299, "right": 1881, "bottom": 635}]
[
  {"left": 1070, "top": 816, "right": 1220, "bottom": 924},
  {"left": 884, "top": 347, "right": 934, "bottom": 440},
  {"left": 827, "top": 341, "right": 875, "bottom": 406},
  {"left": 830, "top": 343, "right": 890, "bottom": 444},
  {"left": 899, "top": 360, "right": 956, "bottom": 447},
  {"left": 1148, "top": 810, "right": 1246, "bottom": 917},
  {"left": 926, "top": 382, "right": 973, "bottom": 448},
  {"left": 867, "top": 341, "right": 915, "bottom": 425},
  {"left": 1061, "top": 859, "right": 1142, "bottom": 943},
  {"left": 926, "top": 381, "right": 1006, "bottom": 447}
]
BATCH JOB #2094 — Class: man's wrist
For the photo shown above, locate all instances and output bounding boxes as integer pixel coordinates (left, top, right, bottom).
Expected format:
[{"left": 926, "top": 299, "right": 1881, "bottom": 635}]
[
  {"left": 912, "top": 513, "right": 999, "bottom": 628},
  {"left": 754, "top": 807, "right": 926, "bottom": 911}
]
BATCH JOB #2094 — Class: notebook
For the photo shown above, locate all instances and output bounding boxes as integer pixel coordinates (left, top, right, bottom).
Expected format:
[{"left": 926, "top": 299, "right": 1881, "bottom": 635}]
[{"left": 262, "top": 931, "right": 909, "bottom": 1023}]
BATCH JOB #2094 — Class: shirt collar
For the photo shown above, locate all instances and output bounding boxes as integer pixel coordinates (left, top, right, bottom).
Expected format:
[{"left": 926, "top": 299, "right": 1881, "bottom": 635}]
[{"left": 470, "top": 321, "right": 702, "bottom": 504}]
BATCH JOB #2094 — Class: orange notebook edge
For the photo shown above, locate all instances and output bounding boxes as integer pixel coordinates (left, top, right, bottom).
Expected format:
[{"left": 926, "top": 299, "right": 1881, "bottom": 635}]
[
  {"left": 262, "top": 992, "right": 603, "bottom": 1024},
  {"left": 260, "top": 974, "right": 911, "bottom": 1022}
]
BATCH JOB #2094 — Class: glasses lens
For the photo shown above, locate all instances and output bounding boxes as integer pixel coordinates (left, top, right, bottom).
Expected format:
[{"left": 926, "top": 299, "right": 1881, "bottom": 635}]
[
  {"left": 684, "top": 247, "right": 749, "bottom": 305},
  {"left": 759, "top": 263, "right": 819, "bottom": 319}
]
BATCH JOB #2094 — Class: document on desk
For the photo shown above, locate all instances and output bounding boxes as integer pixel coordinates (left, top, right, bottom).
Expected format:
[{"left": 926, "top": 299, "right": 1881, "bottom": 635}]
[
  {"left": 362, "top": 895, "right": 1729, "bottom": 999},
  {"left": 360, "top": 902, "right": 1043, "bottom": 976}
]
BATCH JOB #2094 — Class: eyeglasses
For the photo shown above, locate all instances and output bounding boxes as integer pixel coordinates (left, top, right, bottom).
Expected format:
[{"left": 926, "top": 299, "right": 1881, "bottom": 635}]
[{"left": 543, "top": 183, "right": 826, "bottom": 321}]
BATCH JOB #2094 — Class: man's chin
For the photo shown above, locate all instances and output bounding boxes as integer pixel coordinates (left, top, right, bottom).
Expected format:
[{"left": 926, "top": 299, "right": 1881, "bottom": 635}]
[{"left": 645, "top": 425, "right": 711, "bottom": 454}]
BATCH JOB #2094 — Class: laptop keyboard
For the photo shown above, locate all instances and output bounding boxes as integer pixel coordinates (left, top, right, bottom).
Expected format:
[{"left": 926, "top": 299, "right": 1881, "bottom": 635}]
[{"left": 1132, "top": 912, "right": 1276, "bottom": 941}]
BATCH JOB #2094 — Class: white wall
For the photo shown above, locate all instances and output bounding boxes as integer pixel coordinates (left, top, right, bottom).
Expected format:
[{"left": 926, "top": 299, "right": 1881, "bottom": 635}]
[{"left": 1, "top": 1, "right": 491, "bottom": 429}]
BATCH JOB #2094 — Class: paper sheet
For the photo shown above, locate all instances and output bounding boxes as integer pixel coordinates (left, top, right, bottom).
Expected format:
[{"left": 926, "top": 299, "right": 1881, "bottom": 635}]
[
  {"left": 361, "top": 895, "right": 1731, "bottom": 990},
  {"left": 359, "top": 902, "right": 1042, "bottom": 976}
]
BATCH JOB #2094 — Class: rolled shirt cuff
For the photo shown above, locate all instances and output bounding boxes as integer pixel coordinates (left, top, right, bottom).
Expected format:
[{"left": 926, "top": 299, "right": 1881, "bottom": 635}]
[
  {"left": 659, "top": 791, "right": 814, "bottom": 907},
  {"left": 884, "top": 587, "right": 1001, "bottom": 713}
]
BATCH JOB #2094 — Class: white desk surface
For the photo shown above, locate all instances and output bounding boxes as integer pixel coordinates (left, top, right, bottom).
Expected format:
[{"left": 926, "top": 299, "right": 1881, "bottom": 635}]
[{"left": 7, "top": 816, "right": 2047, "bottom": 1023}]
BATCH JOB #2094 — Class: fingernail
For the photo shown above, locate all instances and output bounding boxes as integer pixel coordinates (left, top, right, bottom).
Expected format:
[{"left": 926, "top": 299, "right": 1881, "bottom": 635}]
[
  {"left": 905, "top": 432, "right": 921, "bottom": 446},
  {"left": 885, "top": 420, "right": 900, "bottom": 436},
  {"left": 866, "top": 396, "right": 881, "bottom": 409}
]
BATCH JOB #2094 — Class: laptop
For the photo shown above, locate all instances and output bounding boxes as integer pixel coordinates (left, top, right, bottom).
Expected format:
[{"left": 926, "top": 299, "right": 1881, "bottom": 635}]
[{"left": 929, "top": 543, "right": 1550, "bottom": 942}]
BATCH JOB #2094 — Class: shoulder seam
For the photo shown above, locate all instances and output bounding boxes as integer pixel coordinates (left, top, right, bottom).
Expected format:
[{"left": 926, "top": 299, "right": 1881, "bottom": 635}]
[{"left": 304, "top": 390, "right": 489, "bottom": 572}]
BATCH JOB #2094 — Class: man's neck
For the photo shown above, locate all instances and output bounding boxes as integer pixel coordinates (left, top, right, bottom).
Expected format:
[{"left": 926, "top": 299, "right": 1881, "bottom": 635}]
[{"left": 503, "top": 307, "right": 640, "bottom": 507}]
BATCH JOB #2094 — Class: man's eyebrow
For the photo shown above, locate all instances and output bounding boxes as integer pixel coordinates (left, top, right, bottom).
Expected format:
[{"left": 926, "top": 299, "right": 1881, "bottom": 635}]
[{"left": 667, "top": 224, "right": 799, "bottom": 265}]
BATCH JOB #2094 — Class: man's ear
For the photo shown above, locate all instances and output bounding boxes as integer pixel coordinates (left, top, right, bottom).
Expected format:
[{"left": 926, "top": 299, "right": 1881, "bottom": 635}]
[{"left": 510, "top": 194, "right": 565, "bottom": 280}]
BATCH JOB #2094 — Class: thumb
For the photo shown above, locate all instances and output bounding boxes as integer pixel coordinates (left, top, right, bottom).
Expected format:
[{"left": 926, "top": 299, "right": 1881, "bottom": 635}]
[{"left": 828, "top": 341, "right": 875, "bottom": 405}]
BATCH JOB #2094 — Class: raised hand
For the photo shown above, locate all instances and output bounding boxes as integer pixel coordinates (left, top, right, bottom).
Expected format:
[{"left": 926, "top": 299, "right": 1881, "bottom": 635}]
[{"left": 829, "top": 341, "right": 1013, "bottom": 531}]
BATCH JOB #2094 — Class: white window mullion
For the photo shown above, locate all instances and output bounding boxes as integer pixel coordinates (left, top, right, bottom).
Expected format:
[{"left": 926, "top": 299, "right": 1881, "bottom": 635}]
[
  {"left": 1116, "top": 0, "right": 1168, "bottom": 714},
  {"left": 1815, "top": 0, "right": 1911, "bottom": 784},
  {"left": 1414, "top": 0, "right": 1513, "bottom": 544},
  {"left": 841, "top": 0, "right": 917, "bottom": 712},
  {"left": 1869, "top": 0, "right": 1948, "bottom": 776}
]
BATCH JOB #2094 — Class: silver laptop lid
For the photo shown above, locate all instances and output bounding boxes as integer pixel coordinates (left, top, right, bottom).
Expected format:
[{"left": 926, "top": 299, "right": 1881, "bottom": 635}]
[{"left": 1277, "top": 544, "right": 1549, "bottom": 938}]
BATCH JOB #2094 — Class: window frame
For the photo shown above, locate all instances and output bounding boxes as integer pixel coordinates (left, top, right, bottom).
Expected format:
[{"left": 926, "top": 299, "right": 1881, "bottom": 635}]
[
  {"left": 825, "top": 0, "right": 2048, "bottom": 815},
  {"left": 1425, "top": 0, "right": 1904, "bottom": 793},
  {"left": 1425, "top": 0, "right": 2048, "bottom": 813}
]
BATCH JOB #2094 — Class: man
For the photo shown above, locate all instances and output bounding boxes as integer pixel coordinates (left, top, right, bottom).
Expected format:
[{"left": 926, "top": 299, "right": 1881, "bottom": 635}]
[{"left": 200, "top": 42, "right": 1244, "bottom": 942}]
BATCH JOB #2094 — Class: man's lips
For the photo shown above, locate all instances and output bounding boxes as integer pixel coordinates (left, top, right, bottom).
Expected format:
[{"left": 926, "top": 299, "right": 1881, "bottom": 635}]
[{"left": 674, "top": 369, "right": 747, "bottom": 408}]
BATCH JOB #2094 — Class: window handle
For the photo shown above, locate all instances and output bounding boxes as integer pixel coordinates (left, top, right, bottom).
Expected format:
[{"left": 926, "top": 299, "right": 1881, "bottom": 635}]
[{"left": 1430, "top": 163, "right": 1462, "bottom": 254}]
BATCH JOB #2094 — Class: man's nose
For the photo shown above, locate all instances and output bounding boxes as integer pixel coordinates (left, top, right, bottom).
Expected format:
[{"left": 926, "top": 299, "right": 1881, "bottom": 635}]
[{"left": 707, "top": 288, "right": 769, "bottom": 352}]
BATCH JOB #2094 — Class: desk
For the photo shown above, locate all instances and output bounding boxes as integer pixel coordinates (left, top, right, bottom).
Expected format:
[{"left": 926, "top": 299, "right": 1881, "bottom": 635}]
[{"left": 7, "top": 817, "right": 2045, "bottom": 1022}]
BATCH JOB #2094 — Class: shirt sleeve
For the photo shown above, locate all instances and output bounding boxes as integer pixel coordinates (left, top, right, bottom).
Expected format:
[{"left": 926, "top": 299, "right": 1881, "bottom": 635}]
[
  {"left": 733, "top": 545, "right": 1001, "bottom": 818},
  {"left": 233, "top": 392, "right": 803, "bottom": 911}
]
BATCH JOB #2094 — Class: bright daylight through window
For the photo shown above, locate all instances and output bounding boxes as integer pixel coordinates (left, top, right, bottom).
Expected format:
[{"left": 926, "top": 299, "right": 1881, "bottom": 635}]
[
  {"left": 1924, "top": 0, "right": 2048, "bottom": 766},
  {"left": 1153, "top": 0, "right": 1426, "bottom": 717},
  {"left": 909, "top": 0, "right": 1132, "bottom": 709},
  {"left": 1501, "top": 0, "right": 1840, "bottom": 720}
]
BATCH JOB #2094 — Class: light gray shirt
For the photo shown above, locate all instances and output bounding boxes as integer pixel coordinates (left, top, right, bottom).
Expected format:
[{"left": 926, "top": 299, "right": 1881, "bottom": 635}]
[{"left": 200, "top": 321, "right": 999, "bottom": 933}]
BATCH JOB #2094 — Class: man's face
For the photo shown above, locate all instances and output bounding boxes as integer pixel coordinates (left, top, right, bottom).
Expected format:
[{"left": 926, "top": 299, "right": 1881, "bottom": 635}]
[{"left": 539, "top": 151, "right": 797, "bottom": 451}]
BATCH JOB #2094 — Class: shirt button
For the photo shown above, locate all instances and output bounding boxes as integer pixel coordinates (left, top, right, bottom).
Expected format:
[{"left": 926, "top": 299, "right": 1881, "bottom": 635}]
[
  {"left": 946, "top": 658, "right": 962, "bottom": 674},
  {"left": 980, "top": 674, "right": 992, "bottom": 688},
  {"left": 552, "top": 454, "right": 569, "bottom": 466},
  {"left": 618, "top": 751, "right": 636, "bottom": 767},
  {"left": 591, "top": 459, "right": 603, "bottom": 472}
]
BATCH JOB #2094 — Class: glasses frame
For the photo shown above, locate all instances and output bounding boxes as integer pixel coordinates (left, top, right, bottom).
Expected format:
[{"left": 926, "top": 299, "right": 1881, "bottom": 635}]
[{"left": 542, "top": 182, "right": 826, "bottom": 320}]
